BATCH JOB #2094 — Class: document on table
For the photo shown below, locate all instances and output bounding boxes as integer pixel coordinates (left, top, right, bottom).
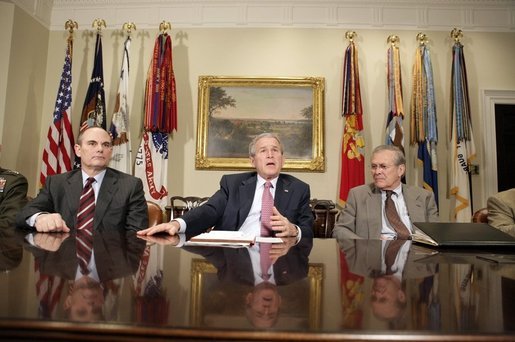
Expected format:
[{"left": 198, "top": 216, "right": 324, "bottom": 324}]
[{"left": 186, "top": 230, "right": 255, "bottom": 247}]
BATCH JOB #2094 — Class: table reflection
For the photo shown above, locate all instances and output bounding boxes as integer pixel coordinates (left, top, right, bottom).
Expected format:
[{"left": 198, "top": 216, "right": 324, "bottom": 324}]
[{"left": 0, "top": 228, "right": 514, "bottom": 341}]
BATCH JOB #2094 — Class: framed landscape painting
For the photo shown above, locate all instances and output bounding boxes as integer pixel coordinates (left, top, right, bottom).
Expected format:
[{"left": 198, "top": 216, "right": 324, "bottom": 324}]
[{"left": 195, "top": 76, "right": 325, "bottom": 172}]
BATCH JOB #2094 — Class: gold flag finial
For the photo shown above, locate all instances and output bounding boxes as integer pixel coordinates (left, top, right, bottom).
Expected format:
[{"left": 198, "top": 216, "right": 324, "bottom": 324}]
[
  {"left": 122, "top": 22, "right": 136, "bottom": 36},
  {"left": 450, "top": 28, "right": 463, "bottom": 43},
  {"left": 387, "top": 35, "right": 399, "bottom": 47},
  {"left": 92, "top": 18, "right": 106, "bottom": 32},
  {"left": 416, "top": 32, "right": 428, "bottom": 46},
  {"left": 345, "top": 31, "right": 357, "bottom": 42},
  {"left": 159, "top": 21, "right": 171, "bottom": 34},
  {"left": 65, "top": 20, "right": 78, "bottom": 36}
]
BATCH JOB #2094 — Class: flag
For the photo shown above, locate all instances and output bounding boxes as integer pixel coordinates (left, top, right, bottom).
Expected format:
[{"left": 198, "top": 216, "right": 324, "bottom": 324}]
[
  {"left": 109, "top": 36, "right": 132, "bottom": 174},
  {"left": 79, "top": 31, "right": 106, "bottom": 131},
  {"left": 449, "top": 42, "right": 476, "bottom": 222},
  {"left": 34, "top": 260, "right": 65, "bottom": 319},
  {"left": 410, "top": 43, "right": 439, "bottom": 207},
  {"left": 144, "top": 33, "right": 178, "bottom": 133},
  {"left": 385, "top": 44, "right": 406, "bottom": 158},
  {"left": 135, "top": 33, "right": 178, "bottom": 209},
  {"left": 40, "top": 36, "right": 75, "bottom": 187},
  {"left": 339, "top": 40, "right": 365, "bottom": 205},
  {"left": 134, "top": 131, "right": 169, "bottom": 208},
  {"left": 75, "top": 31, "right": 106, "bottom": 169}
]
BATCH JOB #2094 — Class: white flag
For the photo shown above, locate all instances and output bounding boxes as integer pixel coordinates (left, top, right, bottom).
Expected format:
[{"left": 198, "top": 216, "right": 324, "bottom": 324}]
[
  {"left": 449, "top": 121, "right": 476, "bottom": 222},
  {"left": 134, "top": 131, "right": 169, "bottom": 209},
  {"left": 109, "top": 37, "right": 131, "bottom": 173}
]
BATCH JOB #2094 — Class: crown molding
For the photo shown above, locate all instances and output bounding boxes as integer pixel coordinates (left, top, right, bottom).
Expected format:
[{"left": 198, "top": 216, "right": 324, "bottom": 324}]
[{"left": 10, "top": 0, "right": 515, "bottom": 32}]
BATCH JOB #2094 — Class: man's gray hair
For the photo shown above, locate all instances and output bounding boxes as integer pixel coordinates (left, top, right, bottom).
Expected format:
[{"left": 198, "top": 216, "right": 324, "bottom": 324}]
[
  {"left": 249, "top": 133, "right": 284, "bottom": 157},
  {"left": 372, "top": 145, "right": 406, "bottom": 166}
]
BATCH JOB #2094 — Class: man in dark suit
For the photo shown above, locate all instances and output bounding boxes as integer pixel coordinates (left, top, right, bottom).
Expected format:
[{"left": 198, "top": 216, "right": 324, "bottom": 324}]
[
  {"left": 16, "top": 127, "right": 148, "bottom": 232},
  {"left": 332, "top": 145, "right": 438, "bottom": 240},
  {"left": 185, "top": 236, "right": 312, "bottom": 328},
  {"left": 138, "top": 132, "right": 314, "bottom": 238}
]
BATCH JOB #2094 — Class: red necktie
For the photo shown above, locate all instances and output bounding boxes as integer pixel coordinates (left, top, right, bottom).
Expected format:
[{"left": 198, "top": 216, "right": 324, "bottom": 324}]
[
  {"left": 76, "top": 177, "right": 96, "bottom": 274},
  {"left": 385, "top": 190, "right": 411, "bottom": 240},
  {"left": 260, "top": 243, "right": 272, "bottom": 281},
  {"left": 260, "top": 181, "right": 274, "bottom": 237}
]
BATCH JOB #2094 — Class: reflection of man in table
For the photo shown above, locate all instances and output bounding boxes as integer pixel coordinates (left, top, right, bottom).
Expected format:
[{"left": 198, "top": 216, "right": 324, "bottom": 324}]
[
  {"left": 185, "top": 237, "right": 313, "bottom": 328},
  {"left": 338, "top": 239, "right": 435, "bottom": 328},
  {"left": 23, "top": 230, "right": 145, "bottom": 321}
]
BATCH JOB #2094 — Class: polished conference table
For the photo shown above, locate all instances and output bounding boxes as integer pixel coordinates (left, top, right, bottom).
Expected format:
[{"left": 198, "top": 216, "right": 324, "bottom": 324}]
[{"left": 0, "top": 227, "right": 514, "bottom": 341}]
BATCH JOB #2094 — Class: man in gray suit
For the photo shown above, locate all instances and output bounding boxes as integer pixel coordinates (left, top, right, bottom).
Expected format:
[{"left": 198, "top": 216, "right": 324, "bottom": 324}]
[
  {"left": 16, "top": 127, "right": 148, "bottom": 232},
  {"left": 332, "top": 145, "right": 438, "bottom": 240}
]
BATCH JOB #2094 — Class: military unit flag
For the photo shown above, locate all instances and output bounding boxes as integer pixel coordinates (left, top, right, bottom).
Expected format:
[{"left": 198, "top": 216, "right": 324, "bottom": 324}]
[
  {"left": 109, "top": 36, "right": 132, "bottom": 174},
  {"left": 339, "top": 39, "right": 365, "bottom": 204},
  {"left": 449, "top": 41, "right": 476, "bottom": 222},
  {"left": 135, "top": 33, "right": 178, "bottom": 209},
  {"left": 410, "top": 43, "right": 439, "bottom": 207},
  {"left": 385, "top": 43, "right": 405, "bottom": 158},
  {"left": 40, "top": 36, "right": 75, "bottom": 187}
]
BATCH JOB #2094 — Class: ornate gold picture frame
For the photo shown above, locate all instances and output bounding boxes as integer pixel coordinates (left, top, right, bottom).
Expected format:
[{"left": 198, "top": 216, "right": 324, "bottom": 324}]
[
  {"left": 190, "top": 259, "right": 323, "bottom": 329},
  {"left": 195, "top": 76, "right": 325, "bottom": 172}
]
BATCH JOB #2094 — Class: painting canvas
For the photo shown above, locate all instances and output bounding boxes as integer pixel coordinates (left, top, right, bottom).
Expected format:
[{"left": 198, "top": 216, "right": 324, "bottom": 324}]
[{"left": 196, "top": 76, "right": 325, "bottom": 171}]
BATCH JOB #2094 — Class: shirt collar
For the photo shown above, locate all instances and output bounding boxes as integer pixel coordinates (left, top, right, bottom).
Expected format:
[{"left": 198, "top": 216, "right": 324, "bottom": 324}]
[
  {"left": 383, "top": 184, "right": 403, "bottom": 196},
  {"left": 81, "top": 169, "right": 107, "bottom": 185},
  {"left": 257, "top": 174, "right": 278, "bottom": 189}
]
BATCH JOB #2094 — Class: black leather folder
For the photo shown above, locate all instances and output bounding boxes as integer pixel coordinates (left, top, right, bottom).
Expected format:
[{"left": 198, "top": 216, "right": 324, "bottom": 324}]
[{"left": 412, "top": 222, "right": 515, "bottom": 247}]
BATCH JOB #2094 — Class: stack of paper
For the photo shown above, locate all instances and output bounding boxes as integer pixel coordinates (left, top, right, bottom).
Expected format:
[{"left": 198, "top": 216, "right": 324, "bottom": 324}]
[{"left": 186, "top": 230, "right": 256, "bottom": 247}]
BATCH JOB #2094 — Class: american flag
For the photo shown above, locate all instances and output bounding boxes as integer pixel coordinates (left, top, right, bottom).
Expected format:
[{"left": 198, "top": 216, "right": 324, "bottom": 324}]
[{"left": 40, "top": 38, "right": 75, "bottom": 187}]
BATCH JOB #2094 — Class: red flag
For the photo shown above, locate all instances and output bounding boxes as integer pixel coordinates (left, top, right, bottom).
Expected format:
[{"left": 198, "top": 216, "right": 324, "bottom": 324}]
[
  {"left": 144, "top": 33, "right": 177, "bottom": 133},
  {"left": 40, "top": 37, "right": 75, "bottom": 187},
  {"left": 339, "top": 41, "right": 365, "bottom": 205}
]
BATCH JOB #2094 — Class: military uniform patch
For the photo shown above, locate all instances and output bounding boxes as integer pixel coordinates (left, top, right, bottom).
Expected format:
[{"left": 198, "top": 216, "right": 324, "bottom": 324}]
[{"left": 0, "top": 177, "right": 5, "bottom": 193}]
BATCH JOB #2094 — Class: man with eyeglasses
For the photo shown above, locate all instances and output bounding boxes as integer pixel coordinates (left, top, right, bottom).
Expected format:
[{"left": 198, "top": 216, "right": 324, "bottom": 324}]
[
  {"left": 16, "top": 127, "right": 148, "bottom": 233},
  {"left": 332, "top": 145, "right": 438, "bottom": 240}
]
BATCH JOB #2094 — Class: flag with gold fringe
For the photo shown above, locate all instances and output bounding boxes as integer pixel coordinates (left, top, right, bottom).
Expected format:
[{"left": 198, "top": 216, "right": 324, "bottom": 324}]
[
  {"left": 410, "top": 38, "right": 439, "bottom": 207},
  {"left": 40, "top": 35, "right": 75, "bottom": 187},
  {"left": 339, "top": 36, "right": 365, "bottom": 205},
  {"left": 109, "top": 36, "right": 132, "bottom": 174},
  {"left": 134, "top": 32, "right": 178, "bottom": 209},
  {"left": 449, "top": 35, "right": 476, "bottom": 222},
  {"left": 385, "top": 39, "right": 406, "bottom": 169}
]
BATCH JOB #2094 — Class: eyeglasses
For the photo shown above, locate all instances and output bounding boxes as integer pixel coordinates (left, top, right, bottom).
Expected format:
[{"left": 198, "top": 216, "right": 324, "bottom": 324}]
[{"left": 370, "top": 164, "right": 396, "bottom": 172}]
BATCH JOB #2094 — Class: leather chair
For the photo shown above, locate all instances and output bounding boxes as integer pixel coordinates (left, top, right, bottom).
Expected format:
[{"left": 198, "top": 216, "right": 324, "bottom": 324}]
[
  {"left": 165, "top": 196, "right": 210, "bottom": 221},
  {"left": 310, "top": 199, "right": 339, "bottom": 238},
  {"left": 472, "top": 207, "right": 489, "bottom": 223},
  {"left": 147, "top": 201, "right": 164, "bottom": 227}
]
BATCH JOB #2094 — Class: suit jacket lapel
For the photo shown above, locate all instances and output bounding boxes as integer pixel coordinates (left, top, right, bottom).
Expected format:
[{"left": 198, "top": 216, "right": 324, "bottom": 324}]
[
  {"left": 66, "top": 170, "right": 84, "bottom": 225},
  {"left": 95, "top": 169, "right": 116, "bottom": 230},
  {"left": 238, "top": 175, "right": 257, "bottom": 228},
  {"left": 366, "top": 184, "right": 383, "bottom": 238},
  {"left": 403, "top": 184, "right": 422, "bottom": 222},
  {"left": 274, "top": 175, "right": 291, "bottom": 214}
]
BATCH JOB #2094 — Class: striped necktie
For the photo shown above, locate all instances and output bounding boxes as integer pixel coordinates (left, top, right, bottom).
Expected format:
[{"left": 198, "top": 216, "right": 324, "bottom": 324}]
[
  {"left": 76, "top": 177, "right": 96, "bottom": 274},
  {"left": 385, "top": 190, "right": 411, "bottom": 240},
  {"left": 260, "top": 181, "right": 274, "bottom": 237}
]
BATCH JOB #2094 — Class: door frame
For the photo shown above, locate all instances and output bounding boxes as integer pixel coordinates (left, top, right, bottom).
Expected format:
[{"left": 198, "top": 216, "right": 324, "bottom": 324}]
[{"left": 482, "top": 89, "right": 515, "bottom": 200}]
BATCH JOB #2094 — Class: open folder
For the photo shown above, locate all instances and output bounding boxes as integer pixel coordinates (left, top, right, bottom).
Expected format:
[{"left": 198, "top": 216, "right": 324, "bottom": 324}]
[
  {"left": 185, "top": 230, "right": 284, "bottom": 247},
  {"left": 412, "top": 222, "right": 515, "bottom": 247}
]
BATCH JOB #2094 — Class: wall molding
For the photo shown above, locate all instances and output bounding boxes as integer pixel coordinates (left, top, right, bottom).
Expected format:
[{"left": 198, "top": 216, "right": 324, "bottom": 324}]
[{"left": 11, "top": 0, "right": 515, "bottom": 32}]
